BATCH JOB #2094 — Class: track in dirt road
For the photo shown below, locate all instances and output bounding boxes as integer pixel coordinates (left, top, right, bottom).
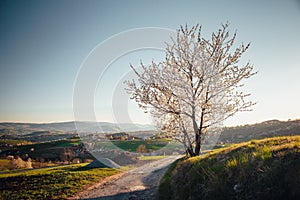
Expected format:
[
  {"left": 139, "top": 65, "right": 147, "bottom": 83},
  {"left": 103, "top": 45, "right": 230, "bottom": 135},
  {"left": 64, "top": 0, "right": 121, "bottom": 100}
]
[{"left": 75, "top": 156, "right": 181, "bottom": 200}]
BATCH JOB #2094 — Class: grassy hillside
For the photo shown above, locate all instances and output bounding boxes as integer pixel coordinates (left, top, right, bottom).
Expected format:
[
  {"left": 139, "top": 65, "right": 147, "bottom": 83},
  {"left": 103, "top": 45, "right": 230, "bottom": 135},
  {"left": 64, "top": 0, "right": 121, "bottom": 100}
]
[
  {"left": 160, "top": 136, "right": 300, "bottom": 200},
  {"left": 0, "top": 163, "right": 119, "bottom": 200},
  {"left": 219, "top": 119, "right": 300, "bottom": 143},
  {"left": 0, "top": 137, "right": 91, "bottom": 165}
]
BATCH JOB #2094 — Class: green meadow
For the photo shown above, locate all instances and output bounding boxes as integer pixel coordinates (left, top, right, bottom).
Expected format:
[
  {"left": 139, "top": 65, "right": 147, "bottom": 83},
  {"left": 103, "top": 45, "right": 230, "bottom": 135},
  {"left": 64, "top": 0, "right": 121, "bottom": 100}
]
[{"left": 0, "top": 163, "right": 119, "bottom": 200}]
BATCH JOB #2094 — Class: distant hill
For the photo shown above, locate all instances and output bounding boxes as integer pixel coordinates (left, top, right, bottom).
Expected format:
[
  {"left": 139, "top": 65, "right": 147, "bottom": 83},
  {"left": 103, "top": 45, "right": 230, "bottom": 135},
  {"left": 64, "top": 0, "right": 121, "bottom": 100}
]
[
  {"left": 0, "top": 119, "right": 299, "bottom": 144},
  {"left": 0, "top": 121, "right": 156, "bottom": 135},
  {"left": 0, "top": 121, "right": 156, "bottom": 142},
  {"left": 219, "top": 119, "right": 300, "bottom": 144}
]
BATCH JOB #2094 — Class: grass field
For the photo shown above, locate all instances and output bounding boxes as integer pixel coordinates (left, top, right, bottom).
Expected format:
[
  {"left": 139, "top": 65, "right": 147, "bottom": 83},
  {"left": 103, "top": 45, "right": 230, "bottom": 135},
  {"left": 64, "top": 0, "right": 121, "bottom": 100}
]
[
  {"left": 159, "top": 136, "right": 300, "bottom": 200},
  {"left": 111, "top": 140, "right": 168, "bottom": 152},
  {"left": 0, "top": 138, "right": 90, "bottom": 165},
  {"left": 17, "top": 139, "right": 78, "bottom": 152},
  {"left": 0, "top": 163, "right": 120, "bottom": 200},
  {"left": 90, "top": 138, "right": 181, "bottom": 152},
  {"left": 0, "top": 139, "right": 32, "bottom": 145},
  {"left": 138, "top": 155, "right": 168, "bottom": 160}
]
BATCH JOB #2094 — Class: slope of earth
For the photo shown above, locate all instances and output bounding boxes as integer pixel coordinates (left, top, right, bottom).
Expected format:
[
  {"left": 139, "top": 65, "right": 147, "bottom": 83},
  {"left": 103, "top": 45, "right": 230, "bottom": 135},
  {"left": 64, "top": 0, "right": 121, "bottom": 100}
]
[{"left": 159, "top": 136, "right": 300, "bottom": 200}]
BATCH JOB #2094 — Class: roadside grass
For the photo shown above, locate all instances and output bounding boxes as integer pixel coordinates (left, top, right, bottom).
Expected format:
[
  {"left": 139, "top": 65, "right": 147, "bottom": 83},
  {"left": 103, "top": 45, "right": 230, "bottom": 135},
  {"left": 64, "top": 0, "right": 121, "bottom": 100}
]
[
  {"left": 159, "top": 158, "right": 182, "bottom": 200},
  {"left": 159, "top": 135, "right": 300, "bottom": 200},
  {"left": 0, "top": 163, "right": 120, "bottom": 200}
]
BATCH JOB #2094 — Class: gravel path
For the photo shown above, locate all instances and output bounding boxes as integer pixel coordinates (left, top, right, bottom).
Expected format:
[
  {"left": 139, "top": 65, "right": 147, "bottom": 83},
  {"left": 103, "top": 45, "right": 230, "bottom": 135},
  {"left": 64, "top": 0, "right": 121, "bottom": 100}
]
[{"left": 75, "top": 156, "right": 180, "bottom": 200}]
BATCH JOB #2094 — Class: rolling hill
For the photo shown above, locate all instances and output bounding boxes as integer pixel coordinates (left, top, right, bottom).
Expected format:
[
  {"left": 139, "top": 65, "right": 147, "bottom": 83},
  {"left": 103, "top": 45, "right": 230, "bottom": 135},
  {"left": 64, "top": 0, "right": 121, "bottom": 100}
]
[
  {"left": 0, "top": 121, "right": 155, "bottom": 134},
  {"left": 219, "top": 119, "right": 300, "bottom": 144},
  {"left": 0, "top": 119, "right": 299, "bottom": 144},
  {"left": 160, "top": 136, "right": 300, "bottom": 200}
]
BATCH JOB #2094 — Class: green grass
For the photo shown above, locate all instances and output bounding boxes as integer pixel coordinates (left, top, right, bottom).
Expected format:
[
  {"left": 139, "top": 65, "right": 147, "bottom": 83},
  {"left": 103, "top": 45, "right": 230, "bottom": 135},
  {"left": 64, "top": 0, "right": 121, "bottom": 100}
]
[
  {"left": 0, "top": 163, "right": 120, "bottom": 200},
  {"left": 2, "top": 139, "right": 85, "bottom": 162},
  {"left": 0, "top": 139, "right": 32, "bottom": 145},
  {"left": 111, "top": 140, "right": 168, "bottom": 152},
  {"left": 159, "top": 158, "right": 182, "bottom": 200},
  {"left": 17, "top": 139, "right": 80, "bottom": 151},
  {"left": 138, "top": 155, "right": 168, "bottom": 161},
  {"left": 159, "top": 136, "right": 300, "bottom": 200}
]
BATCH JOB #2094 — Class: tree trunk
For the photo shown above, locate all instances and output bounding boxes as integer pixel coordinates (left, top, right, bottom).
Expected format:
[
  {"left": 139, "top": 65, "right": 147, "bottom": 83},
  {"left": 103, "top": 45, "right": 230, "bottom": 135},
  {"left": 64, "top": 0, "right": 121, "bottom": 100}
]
[
  {"left": 194, "top": 109, "right": 205, "bottom": 156},
  {"left": 187, "top": 146, "right": 195, "bottom": 157},
  {"left": 194, "top": 134, "right": 201, "bottom": 156}
]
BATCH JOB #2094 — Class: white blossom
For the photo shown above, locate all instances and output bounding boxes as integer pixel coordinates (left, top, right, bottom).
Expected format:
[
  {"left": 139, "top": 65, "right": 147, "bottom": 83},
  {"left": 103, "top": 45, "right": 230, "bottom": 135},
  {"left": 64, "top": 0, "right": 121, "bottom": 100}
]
[{"left": 125, "top": 23, "right": 256, "bottom": 156}]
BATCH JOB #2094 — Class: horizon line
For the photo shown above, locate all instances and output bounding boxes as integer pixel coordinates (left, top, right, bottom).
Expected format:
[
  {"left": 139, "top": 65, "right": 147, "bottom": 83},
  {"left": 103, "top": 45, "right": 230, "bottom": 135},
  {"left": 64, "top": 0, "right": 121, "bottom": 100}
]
[{"left": 0, "top": 118, "right": 299, "bottom": 127}]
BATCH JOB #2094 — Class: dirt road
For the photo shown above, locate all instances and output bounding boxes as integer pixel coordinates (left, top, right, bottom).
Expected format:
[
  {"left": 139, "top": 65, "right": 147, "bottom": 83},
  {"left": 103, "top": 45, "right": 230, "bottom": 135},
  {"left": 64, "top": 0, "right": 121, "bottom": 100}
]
[{"left": 75, "top": 156, "right": 180, "bottom": 200}]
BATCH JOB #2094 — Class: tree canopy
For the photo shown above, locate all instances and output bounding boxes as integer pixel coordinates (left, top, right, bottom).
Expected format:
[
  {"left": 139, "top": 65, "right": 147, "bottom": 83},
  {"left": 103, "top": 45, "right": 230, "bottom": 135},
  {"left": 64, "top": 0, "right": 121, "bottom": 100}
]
[{"left": 125, "top": 23, "right": 256, "bottom": 156}]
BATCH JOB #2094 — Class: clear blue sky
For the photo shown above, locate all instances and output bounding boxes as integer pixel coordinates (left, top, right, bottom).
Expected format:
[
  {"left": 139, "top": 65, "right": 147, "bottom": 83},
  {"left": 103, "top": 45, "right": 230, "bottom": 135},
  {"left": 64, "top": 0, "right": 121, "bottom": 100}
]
[{"left": 0, "top": 0, "right": 299, "bottom": 126}]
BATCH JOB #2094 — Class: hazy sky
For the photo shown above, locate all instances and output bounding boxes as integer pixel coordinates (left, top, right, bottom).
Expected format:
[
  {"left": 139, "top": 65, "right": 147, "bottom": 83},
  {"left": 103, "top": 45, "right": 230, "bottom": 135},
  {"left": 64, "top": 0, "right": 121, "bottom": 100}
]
[{"left": 0, "top": 0, "right": 299, "bottom": 126}]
